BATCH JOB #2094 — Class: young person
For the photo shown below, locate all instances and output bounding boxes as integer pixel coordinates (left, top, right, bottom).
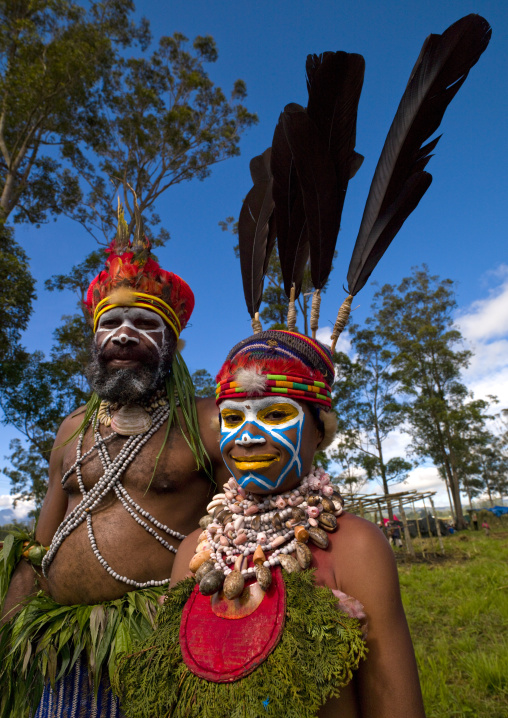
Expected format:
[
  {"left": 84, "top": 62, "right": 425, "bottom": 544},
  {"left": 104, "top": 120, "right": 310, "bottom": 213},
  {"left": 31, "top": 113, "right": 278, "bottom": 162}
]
[{"left": 118, "top": 330, "right": 426, "bottom": 718}]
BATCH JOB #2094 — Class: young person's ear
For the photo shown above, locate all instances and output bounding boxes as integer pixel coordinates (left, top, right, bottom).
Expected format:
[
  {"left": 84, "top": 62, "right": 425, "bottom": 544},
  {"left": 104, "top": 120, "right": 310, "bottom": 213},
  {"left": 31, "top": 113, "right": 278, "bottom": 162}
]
[{"left": 317, "top": 410, "right": 337, "bottom": 450}]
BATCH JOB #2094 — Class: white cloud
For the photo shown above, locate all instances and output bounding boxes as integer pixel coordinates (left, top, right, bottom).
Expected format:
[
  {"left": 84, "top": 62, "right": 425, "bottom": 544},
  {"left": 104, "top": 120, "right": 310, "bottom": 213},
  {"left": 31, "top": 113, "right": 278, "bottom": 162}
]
[
  {"left": 455, "top": 269, "right": 508, "bottom": 407},
  {"left": 456, "top": 266, "right": 508, "bottom": 342},
  {"left": 380, "top": 430, "right": 412, "bottom": 461},
  {"left": 316, "top": 326, "right": 351, "bottom": 354},
  {"left": 0, "top": 494, "right": 35, "bottom": 521},
  {"left": 390, "top": 466, "right": 444, "bottom": 496}
]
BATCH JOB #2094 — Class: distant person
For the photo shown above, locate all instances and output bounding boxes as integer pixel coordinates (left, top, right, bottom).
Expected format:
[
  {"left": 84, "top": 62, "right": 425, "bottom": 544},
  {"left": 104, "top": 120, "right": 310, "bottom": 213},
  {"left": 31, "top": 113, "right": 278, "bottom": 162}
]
[
  {"left": 482, "top": 520, "right": 490, "bottom": 537},
  {"left": 472, "top": 512, "right": 479, "bottom": 530},
  {"left": 389, "top": 518, "right": 403, "bottom": 548}
]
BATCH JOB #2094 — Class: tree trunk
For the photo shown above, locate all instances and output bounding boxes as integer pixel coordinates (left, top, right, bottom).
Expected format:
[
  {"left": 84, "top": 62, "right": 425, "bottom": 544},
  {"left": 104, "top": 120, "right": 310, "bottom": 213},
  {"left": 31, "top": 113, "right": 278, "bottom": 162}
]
[
  {"left": 465, "top": 484, "right": 473, "bottom": 510},
  {"left": 440, "top": 471, "right": 455, "bottom": 520},
  {"left": 398, "top": 500, "right": 415, "bottom": 558},
  {"left": 374, "top": 413, "right": 394, "bottom": 518},
  {"left": 429, "top": 496, "right": 444, "bottom": 554}
]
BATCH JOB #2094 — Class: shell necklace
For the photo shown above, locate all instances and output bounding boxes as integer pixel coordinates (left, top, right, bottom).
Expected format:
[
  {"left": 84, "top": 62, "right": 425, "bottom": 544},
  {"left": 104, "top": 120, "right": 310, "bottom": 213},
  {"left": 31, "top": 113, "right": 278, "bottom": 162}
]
[
  {"left": 189, "top": 467, "right": 344, "bottom": 600},
  {"left": 97, "top": 389, "right": 169, "bottom": 436}
]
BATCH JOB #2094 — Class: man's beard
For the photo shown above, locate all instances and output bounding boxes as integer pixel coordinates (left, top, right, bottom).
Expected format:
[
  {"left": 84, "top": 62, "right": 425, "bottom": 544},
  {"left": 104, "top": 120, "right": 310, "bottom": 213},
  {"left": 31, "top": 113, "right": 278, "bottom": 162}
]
[{"left": 86, "top": 343, "right": 174, "bottom": 405}]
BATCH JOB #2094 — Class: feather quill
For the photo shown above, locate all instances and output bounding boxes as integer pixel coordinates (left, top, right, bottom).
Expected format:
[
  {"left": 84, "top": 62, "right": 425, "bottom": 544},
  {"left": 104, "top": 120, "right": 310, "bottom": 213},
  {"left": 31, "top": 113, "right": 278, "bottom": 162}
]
[
  {"left": 347, "top": 13, "right": 492, "bottom": 295},
  {"left": 238, "top": 148, "right": 276, "bottom": 317}
]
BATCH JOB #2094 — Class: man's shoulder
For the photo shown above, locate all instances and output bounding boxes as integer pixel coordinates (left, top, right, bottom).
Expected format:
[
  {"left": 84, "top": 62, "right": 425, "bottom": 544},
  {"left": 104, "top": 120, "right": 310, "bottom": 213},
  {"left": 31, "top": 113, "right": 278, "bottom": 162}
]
[
  {"left": 55, "top": 405, "right": 87, "bottom": 442},
  {"left": 195, "top": 395, "right": 218, "bottom": 419}
]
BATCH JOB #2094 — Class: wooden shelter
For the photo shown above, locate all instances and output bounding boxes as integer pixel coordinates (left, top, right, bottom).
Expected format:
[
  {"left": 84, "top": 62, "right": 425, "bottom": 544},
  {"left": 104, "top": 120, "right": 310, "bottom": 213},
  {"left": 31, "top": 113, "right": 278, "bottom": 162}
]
[{"left": 342, "top": 489, "right": 445, "bottom": 556}]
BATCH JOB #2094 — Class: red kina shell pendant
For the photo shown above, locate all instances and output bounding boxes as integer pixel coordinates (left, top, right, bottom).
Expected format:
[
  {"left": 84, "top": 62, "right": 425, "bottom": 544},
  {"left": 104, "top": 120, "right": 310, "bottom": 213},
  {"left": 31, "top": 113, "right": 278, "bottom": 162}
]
[{"left": 180, "top": 567, "right": 286, "bottom": 682}]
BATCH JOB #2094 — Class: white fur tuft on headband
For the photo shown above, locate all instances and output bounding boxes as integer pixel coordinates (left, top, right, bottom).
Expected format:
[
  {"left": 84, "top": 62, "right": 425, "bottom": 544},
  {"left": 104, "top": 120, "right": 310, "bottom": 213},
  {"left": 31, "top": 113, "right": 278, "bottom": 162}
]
[{"left": 235, "top": 367, "right": 267, "bottom": 396}]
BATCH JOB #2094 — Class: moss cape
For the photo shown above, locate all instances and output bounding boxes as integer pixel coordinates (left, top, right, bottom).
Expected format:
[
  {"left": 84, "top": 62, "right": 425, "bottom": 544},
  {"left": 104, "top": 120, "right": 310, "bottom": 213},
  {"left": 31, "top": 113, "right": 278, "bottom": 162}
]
[{"left": 116, "top": 569, "right": 368, "bottom": 718}]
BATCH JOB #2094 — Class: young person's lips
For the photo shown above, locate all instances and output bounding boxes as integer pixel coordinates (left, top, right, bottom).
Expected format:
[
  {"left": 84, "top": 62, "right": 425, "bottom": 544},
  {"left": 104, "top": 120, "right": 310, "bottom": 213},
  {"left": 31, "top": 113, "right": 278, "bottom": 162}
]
[{"left": 230, "top": 454, "right": 279, "bottom": 470}]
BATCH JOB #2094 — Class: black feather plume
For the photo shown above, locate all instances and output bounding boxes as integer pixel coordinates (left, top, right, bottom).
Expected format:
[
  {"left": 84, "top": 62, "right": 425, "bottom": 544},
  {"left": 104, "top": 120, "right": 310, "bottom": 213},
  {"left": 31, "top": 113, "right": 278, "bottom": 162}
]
[
  {"left": 270, "top": 104, "right": 310, "bottom": 298},
  {"left": 238, "top": 148, "right": 276, "bottom": 317},
  {"left": 281, "top": 106, "right": 339, "bottom": 291},
  {"left": 347, "top": 14, "right": 492, "bottom": 295},
  {"left": 304, "top": 52, "right": 365, "bottom": 289}
]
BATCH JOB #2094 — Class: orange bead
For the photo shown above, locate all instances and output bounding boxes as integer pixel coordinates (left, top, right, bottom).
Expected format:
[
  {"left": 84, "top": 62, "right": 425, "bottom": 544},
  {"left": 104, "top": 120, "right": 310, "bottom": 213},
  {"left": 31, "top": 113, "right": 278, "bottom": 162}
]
[
  {"left": 294, "top": 525, "right": 309, "bottom": 543},
  {"left": 253, "top": 545, "right": 266, "bottom": 566}
]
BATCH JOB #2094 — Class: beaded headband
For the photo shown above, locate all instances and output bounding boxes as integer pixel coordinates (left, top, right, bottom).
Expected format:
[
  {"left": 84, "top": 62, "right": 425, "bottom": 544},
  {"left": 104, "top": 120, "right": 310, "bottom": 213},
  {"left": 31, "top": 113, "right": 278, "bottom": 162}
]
[{"left": 216, "top": 373, "right": 332, "bottom": 408}]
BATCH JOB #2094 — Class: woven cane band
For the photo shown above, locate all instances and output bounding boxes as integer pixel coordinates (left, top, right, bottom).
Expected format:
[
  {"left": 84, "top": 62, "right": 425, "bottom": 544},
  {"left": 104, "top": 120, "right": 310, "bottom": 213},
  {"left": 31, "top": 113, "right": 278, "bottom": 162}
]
[{"left": 93, "top": 292, "right": 182, "bottom": 338}]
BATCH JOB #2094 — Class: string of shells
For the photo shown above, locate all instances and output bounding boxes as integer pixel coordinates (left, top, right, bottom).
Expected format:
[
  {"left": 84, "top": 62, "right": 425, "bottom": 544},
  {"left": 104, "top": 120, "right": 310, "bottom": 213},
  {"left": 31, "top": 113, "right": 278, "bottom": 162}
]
[{"left": 189, "top": 467, "right": 344, "bottom": 600}]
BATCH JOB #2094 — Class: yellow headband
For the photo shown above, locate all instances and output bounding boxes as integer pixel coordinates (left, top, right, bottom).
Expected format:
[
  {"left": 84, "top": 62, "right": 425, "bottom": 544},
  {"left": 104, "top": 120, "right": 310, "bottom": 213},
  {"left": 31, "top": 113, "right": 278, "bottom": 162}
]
[{"left": 93, "top": 291, "right": 182, "bottom": 339}]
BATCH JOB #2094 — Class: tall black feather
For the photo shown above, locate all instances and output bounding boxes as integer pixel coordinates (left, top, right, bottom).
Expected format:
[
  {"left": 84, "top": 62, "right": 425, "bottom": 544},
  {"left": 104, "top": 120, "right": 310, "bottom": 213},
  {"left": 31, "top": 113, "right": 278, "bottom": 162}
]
[
  {"left": 306, "top": 51, "right": 365, "bottom": 189},
  {"left": 271, "top": 104, "right": 310, "bottom": 298},
  {"left": 238, "top": 148, "right": 276, "bottom": 317},
  {"left": 281, "top": 106, "right": 339, "bottom": 291},
  {"left": 347, "top": 14, "right": 492, "bottom": 295},
  {"left": 304, "top": 51, "right": 365, "bottom": 290}
]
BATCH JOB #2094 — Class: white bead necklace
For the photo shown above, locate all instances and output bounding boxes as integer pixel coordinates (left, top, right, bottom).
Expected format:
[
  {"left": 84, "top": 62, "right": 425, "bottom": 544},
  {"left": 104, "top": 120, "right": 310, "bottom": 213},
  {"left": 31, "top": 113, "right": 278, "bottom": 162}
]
[{"left": 42, "top": 404, "right": 186, "bottom": 588}]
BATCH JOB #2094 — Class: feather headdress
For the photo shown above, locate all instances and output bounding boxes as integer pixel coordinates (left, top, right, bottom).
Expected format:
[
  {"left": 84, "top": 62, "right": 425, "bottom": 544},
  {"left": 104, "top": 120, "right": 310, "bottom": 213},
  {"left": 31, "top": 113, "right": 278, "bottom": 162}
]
[
  {"left": 236, "top": 14, "right": 491, "bottom": 351},
  {"left": 85, "top": 200, "right": 194, "bottom": 338}
]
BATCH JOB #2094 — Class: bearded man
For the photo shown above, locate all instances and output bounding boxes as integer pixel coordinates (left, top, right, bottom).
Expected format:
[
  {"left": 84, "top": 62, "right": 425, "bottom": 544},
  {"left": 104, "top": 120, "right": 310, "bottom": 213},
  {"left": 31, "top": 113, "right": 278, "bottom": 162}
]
[{"left": 0, "top": 225, "right": 229, "bottom": 717}]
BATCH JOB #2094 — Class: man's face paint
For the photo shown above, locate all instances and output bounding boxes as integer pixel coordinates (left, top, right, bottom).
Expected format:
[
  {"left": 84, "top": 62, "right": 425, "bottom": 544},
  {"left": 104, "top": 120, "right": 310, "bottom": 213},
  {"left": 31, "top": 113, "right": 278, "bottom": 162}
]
[
  {"left": 87, "top": 307, "right": 175, "bottom": 405},
  {"left": 219, "top": 396, "right": 306, "bottom": 492},
  {"left": 96, "top": 307, "right": 167, "bottom": 357}
]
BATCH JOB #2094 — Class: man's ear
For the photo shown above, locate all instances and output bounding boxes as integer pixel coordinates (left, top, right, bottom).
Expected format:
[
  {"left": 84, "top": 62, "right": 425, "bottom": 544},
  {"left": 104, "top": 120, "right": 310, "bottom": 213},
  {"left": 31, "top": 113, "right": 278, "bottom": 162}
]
[{"left": 317, "top": 410, "right": 337, "bottom": 450}]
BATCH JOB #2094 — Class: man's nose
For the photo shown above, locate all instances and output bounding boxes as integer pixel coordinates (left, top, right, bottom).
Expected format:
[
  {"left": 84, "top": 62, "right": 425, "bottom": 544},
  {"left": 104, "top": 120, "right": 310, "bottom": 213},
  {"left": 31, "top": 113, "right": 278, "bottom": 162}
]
[{"left": 111, "top": 329, "right": 140, "bottom": 346}]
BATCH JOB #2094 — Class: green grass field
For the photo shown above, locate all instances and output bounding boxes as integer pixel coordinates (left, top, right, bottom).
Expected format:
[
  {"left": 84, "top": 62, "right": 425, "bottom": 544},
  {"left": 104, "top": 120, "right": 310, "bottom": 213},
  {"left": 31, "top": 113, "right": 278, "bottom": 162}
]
[{"left": 397, "top": 529, "right": 508, "bottom": 717}]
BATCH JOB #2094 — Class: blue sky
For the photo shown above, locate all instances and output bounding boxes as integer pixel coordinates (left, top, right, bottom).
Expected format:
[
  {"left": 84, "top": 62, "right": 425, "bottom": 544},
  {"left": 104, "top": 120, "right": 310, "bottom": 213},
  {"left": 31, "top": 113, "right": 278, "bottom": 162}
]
[{"left": 1, "top": 0, "right": 507, "bottom": 510}]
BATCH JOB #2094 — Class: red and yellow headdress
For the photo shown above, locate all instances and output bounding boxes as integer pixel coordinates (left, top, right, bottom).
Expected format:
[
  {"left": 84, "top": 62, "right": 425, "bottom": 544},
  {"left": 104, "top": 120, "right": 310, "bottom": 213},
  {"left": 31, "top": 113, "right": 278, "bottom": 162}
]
[{"left": 85, "top": 205, "right": 194, "bottom": 339}]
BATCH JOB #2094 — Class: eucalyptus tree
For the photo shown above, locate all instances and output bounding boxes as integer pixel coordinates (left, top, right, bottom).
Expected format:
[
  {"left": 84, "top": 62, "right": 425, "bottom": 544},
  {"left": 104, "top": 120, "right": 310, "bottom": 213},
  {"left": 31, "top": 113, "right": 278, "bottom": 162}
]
[
  {"left": 331, "top": 323, "right": 411, "bottom": 518},
  {"left": 1, "top": 17, "right": 258, "bottom": 509},
  {"left": 0, "top": 0, "right": 148, "bottom": 225},
  {"left": 373, "top": 266, "right": 489, "bottom": 528},
  {"left": 0, "top": 0, "right": 146, "bottom": 387}
]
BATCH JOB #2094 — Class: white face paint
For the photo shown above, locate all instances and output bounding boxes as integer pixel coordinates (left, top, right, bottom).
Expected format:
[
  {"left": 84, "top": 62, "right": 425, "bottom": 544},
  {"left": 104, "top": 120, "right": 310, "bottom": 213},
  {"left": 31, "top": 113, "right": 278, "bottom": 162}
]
[
  {"left": 96, "top": 307, "right": 166, "bottom": 355},
  {"left": 219, "top": 396, "right": 305, "bottom": 491}
]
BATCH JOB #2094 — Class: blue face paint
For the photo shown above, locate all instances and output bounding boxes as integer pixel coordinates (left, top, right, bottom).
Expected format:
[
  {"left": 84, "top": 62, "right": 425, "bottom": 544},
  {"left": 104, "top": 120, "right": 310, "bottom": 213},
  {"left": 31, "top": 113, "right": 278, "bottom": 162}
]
[{"left": 219, "top": 397, "right": 305, "bottom": 491}]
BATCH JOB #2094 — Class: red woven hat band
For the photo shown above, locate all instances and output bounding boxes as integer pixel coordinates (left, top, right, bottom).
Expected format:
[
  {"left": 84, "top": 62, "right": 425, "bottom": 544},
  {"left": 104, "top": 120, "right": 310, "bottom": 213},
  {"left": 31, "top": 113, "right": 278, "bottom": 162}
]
[
  {"left": 215, "top": 330, "right": 334, "bottom": 409},
  {"left": 215, "top": 355, "right": 332, "bottom": 409}
]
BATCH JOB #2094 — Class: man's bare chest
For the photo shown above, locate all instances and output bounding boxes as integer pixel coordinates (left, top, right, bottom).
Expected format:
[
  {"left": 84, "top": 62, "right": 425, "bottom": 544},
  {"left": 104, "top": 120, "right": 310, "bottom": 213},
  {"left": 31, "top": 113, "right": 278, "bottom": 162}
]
[{"left": 61, "top": 423, "right": 197, "bottom": 496}]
